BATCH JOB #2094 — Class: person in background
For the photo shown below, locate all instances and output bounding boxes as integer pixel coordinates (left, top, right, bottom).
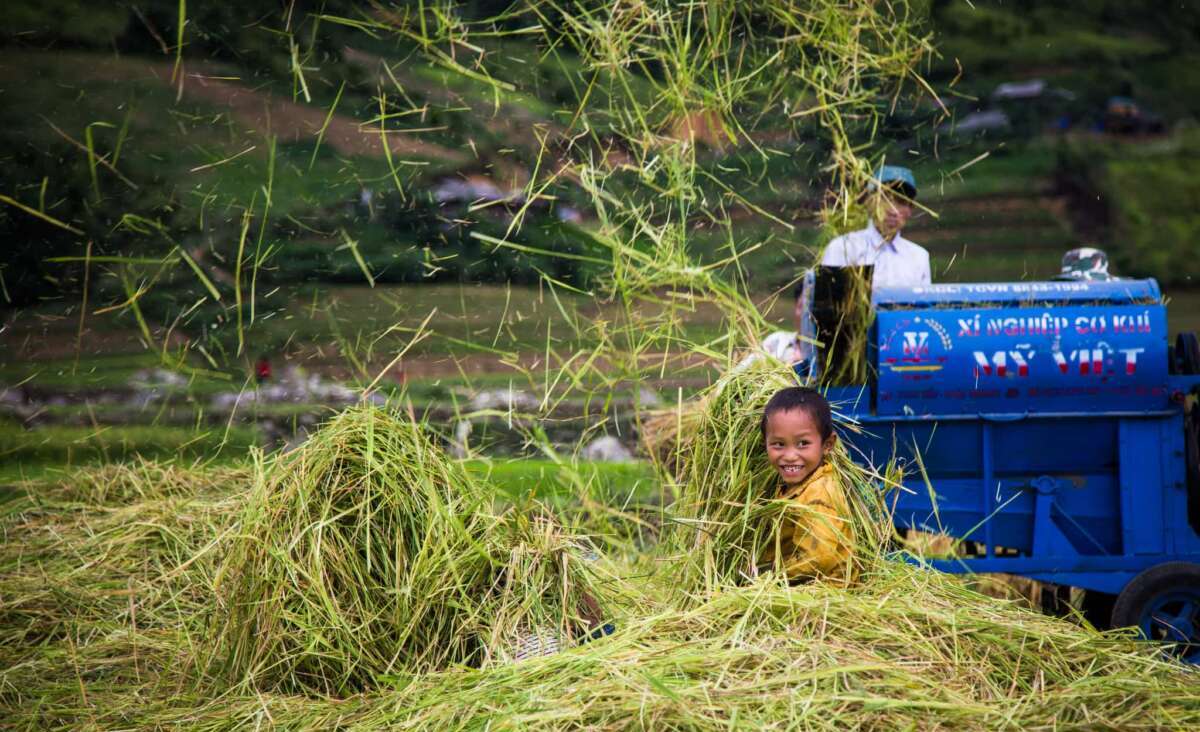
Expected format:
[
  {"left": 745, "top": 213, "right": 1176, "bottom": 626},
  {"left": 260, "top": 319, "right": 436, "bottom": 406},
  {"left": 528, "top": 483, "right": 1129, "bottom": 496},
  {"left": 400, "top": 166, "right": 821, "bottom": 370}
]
[
  {"left": 738, "top": 166, "right": 926, "bottom": 374},
  {"left": 756, "top": 387, "right": 855, "bottom": 584},
  {"left": 255, "top": 355, "right": 272, "bottom": 384},
  {"left": 1053, "top": 247, "right": 1117, "bottom": 282},
  {"left": 739, "top": 279, "right": 813, "bottom": 371},
  {"left": 821, "top": 165, "right": 930, "bottom": 289}
]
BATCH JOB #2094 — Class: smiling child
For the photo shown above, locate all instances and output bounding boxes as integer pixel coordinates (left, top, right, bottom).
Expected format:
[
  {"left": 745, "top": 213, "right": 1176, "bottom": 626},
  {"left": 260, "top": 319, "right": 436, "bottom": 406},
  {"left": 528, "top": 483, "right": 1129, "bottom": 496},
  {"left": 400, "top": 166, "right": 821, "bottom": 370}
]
[{"left": 757, "top": 387, "right": 855, "bottom": 583}]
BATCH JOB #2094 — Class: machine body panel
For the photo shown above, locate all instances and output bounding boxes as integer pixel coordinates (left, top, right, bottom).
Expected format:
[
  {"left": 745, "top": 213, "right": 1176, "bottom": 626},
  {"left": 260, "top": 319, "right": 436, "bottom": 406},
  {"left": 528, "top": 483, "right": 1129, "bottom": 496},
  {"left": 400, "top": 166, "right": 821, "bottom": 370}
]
[
  {"left": 815, "top": 279, "right": 1200, "bottom": 601},
  {"left": 874, "top": 303, "right": 1168, "bottom": 416}
]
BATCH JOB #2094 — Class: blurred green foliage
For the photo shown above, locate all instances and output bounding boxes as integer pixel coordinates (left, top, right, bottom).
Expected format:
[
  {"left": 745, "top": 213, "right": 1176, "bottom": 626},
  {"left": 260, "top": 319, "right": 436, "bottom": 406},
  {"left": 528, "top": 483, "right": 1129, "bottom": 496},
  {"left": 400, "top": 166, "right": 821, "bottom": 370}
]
[
  {"left": 3, "top": 0, "right": 1199, "bottom": 322},
  {"left": 929, "top": 0, "right": 1200, "bottom": 121},
  {"left": 1058, "top": 128, "right": 1200, "bottom": 286},
  {"left": 0, "top": 1, "right": 359, "bottom": 65}
]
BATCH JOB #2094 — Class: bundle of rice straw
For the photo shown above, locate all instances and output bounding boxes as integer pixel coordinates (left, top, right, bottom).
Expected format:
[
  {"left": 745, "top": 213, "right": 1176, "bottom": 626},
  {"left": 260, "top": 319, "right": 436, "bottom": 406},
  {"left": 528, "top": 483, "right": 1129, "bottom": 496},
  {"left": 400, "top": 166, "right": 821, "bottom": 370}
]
[
  {"left": 483, "top": 512, "right": 621, "bottom": 665},
  {"left": 637, "top": 396, "right": 706, "bottom": 475},
  {"left": 814, "top": 264, "right": 875, "bottom": 386},
  {"left": 208, "top": 406, "right": 497, "bottom": 693},
  {"left": 30, "top": 458, "right": 253, "bottom": 504},
  {"left": 0, "top": 467, "right": 243, "bottom": 655},
  {"left": 662, "top": 361, "right": 888, "bottom": 592},
  {"left": 208, "top": 405, "right": 617, "bottom": 694}
]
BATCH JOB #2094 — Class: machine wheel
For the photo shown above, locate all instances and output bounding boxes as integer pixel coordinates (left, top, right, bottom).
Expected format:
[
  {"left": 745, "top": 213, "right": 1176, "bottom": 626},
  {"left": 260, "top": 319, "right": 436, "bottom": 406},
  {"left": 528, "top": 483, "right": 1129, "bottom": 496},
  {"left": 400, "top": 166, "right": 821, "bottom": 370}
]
[
  {"left": 1177, "top": 333, "right": 1200, "bottom": 375},
  {"left": 1112, "top": 562, "right": 1200, "bottom": 663}
]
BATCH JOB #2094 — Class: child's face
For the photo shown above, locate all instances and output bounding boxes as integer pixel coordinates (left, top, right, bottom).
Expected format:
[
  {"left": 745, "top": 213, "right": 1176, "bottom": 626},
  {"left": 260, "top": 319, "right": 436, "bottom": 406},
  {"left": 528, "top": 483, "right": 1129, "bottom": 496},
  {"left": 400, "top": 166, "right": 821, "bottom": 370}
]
[{"left": 764, "top": 408, "right": 835, "bottom": 487}]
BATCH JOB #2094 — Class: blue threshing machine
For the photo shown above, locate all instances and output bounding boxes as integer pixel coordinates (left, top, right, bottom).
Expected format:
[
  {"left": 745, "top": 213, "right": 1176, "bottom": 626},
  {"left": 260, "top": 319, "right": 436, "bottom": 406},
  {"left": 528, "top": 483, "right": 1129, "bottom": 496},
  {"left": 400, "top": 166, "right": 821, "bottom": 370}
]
[{"left": 811, "top": 278, "right": 1200, "bottom": 659}]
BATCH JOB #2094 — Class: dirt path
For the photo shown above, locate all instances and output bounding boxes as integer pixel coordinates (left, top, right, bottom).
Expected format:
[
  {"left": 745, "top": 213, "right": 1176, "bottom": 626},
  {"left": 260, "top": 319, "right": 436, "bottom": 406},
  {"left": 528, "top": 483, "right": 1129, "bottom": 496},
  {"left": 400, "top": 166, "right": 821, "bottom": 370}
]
[
  {"left": 33, "top": 50, "right": 468, "bottom": 164},
  {"left": 175, "top": 67, "right": 467, "bottom": 163}
]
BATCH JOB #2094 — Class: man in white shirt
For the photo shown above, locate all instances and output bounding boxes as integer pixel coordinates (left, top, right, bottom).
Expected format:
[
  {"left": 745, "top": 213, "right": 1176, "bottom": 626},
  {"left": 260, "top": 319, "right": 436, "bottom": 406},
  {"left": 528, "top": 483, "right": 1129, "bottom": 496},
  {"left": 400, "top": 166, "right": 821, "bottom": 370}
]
[
  {"left": 738, "top": 167, "right": 929, "bottom": 374},
  {"left": 821, "top": 166, "right": 930, "bottom": 288}
]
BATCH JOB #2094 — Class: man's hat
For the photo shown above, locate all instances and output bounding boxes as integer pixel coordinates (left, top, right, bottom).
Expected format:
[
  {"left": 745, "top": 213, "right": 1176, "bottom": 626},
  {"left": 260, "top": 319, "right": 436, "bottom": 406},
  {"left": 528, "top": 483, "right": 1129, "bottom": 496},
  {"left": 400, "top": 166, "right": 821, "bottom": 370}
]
[{"left": 871, "top": 165, "right": 917, "bottom": 199}]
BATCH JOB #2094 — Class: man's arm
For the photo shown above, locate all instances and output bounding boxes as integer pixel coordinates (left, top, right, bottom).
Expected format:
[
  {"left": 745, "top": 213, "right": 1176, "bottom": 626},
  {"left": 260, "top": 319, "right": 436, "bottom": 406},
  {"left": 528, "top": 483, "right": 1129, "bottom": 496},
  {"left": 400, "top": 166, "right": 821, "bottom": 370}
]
[
  {"left": 820, "top": 235, "right": 849, "bottom": 266},
  {"left": 918, "top": 248, "right": 931, "bottom": 286}
]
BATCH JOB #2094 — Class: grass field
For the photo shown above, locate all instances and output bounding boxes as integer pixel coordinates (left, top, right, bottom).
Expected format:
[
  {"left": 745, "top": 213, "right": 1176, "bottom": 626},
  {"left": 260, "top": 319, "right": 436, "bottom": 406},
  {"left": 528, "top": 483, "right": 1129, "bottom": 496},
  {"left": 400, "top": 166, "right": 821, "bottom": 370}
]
[
  {"left": 6, "top": 279, "right": 1200, "bottom": 387},
  {"left": 0, "top": 422, "right": 259, "bottom": 483},
  {"left": 465, "top": 458, "right": 661, "bottom": 506},
  {"left": 1, "top": 282, "right": 739, "bottom": 387}
]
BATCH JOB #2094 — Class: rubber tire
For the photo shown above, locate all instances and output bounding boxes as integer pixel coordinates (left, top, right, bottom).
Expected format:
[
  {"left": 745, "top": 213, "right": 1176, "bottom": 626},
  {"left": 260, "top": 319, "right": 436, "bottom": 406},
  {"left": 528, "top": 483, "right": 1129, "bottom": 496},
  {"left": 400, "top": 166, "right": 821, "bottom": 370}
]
[
  {"left": 1112, "top": 562, "right": 1200, "bottom": 659},
  {"left": 1177, "top": 333, "right": 1200, "bottom": 375}
]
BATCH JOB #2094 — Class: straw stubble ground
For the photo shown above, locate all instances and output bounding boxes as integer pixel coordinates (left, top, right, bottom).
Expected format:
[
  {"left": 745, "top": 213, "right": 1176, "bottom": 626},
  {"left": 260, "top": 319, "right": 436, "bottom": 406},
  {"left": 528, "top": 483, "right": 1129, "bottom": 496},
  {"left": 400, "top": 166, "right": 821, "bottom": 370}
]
[{"left": 2, "top": 395, "right": 1198, "bottom": 730}]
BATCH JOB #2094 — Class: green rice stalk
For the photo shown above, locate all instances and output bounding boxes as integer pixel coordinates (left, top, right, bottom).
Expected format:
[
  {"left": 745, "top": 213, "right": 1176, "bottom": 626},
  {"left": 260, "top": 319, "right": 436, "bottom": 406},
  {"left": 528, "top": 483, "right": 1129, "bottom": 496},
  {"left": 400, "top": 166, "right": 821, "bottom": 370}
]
[{"left": 816, "top": 265, "right": 875, "bottom": 386}]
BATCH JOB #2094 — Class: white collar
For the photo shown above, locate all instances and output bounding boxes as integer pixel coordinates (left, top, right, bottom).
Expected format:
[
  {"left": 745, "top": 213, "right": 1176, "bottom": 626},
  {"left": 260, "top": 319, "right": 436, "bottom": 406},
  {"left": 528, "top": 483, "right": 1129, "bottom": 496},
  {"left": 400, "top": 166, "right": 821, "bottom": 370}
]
[{"left": 867, "top": 220, "right": 901, "bottom": 252}]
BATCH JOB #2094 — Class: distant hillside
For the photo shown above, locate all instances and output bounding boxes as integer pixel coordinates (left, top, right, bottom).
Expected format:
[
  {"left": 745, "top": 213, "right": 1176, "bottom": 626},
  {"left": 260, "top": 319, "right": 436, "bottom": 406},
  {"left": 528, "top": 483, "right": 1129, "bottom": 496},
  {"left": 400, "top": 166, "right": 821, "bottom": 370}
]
[
  {"left": 928, "top": 0, "right": 1200, "bottom": 120},
  {"left": 2, "top": 0, "right": 1198, "bottom": 323}
]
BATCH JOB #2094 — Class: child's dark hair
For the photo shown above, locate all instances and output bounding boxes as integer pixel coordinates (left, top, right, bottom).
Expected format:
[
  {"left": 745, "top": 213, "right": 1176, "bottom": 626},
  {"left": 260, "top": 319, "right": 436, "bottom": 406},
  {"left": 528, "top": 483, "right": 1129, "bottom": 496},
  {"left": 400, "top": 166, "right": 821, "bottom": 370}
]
[{"left": 760, "top": 387, "right": 834, "bottom": 440}]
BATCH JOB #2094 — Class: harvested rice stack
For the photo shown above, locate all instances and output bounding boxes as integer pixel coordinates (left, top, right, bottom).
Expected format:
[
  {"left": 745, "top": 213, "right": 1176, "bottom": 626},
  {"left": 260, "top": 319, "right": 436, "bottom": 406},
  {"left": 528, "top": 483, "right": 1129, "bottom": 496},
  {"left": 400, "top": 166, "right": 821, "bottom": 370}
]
[
  {"left": 8, "top": 565, "right": 1200, "bottom": 729},
  {"left": 663, "top": 362, "right": 888, "bottom": 592},
  {"left": 0, "top": 470, "right": 242, "bottom": 674},
  {"left": 637, "top": 397, "right": 705, "bottom": 476},
  {"left": 209, "top": 405, "right": 502, "bottom": 694},
  {"left": 5, "top": 460, "right": 1200, "bottom": 730},
  {"left": 29, "top": 458, "right": 252, "bottom": 505},
  {"left": 482, "top": 512, "right": 620, "bottom": 665},
  {"left": 0, "top": 468, "right": 229, "bottom": 704},
  {"left": 209, "top": 405, "right": 619, "bottom": 694}
]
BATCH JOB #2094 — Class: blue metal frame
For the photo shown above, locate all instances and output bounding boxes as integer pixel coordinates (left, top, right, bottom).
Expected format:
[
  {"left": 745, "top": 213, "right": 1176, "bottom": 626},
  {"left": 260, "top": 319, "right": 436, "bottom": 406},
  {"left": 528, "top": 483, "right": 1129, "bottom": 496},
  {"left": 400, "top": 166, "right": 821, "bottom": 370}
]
[{"left": 808, "top": 279, "right": 1200, "bottom": 601}]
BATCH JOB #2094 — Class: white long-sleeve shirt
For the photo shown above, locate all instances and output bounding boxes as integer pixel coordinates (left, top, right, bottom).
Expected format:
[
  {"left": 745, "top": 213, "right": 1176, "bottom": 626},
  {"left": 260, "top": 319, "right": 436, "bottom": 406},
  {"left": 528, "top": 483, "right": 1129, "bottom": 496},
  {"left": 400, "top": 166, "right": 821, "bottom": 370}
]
[{"left": 821, "top": 221, "right": 930, "bottom": 288}]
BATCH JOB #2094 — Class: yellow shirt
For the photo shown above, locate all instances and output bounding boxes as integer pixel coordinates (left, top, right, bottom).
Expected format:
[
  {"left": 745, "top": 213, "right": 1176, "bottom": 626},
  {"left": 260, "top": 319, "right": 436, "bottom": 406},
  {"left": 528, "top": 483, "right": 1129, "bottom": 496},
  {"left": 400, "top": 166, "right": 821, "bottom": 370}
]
[{"left": 759, "top": 463, "right": 855, "bottom": 583}]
